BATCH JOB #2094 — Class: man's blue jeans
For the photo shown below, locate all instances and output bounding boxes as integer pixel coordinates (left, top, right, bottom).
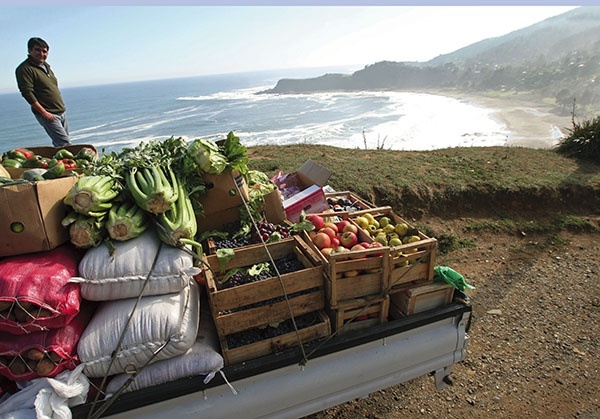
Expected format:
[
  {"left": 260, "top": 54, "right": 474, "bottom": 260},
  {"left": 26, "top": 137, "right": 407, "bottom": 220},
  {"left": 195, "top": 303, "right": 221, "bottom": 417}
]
[{"left": 35, "top": 112, "right": 70, "bottom": 147}]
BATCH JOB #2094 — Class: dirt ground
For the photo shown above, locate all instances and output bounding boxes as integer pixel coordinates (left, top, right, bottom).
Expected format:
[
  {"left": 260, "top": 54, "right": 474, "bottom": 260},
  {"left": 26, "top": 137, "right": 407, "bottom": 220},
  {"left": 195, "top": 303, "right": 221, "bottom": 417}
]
[{"left": 306, "top": 215, "right": 600, "bottom": 418}]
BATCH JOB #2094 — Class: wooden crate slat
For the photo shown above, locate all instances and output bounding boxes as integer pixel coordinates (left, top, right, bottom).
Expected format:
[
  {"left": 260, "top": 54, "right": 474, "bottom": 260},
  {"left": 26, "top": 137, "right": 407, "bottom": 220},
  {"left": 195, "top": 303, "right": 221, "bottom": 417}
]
[
  {"left": 327, "top": 296, "right": 389, "bottom": 335},
  {"left": 208, "top": 265, "right": 323, "bottom": 313},
  {"left": 214, "top": 291, "right": 325, "bottom": 335},
  {"left": 221, "top": 311, "right": 331, "bottom": 366}
]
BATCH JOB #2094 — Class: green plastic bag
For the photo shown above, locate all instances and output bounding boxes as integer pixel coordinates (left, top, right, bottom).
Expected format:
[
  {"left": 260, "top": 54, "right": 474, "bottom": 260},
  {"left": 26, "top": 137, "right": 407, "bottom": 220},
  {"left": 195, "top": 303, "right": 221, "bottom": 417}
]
[{"left": 434, "top": 266, "right": 475, "bottom": 292}]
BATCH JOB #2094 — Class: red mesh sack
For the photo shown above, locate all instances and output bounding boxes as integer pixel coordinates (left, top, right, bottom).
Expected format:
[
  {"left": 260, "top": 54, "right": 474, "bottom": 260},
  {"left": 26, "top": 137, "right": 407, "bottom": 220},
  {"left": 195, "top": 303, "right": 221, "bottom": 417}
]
[
  {"left": 0, "top": 245, "right": 82, "bottom": 335},
  {"left": 0, "top": 303, "right": 94, "bottom": 381}
]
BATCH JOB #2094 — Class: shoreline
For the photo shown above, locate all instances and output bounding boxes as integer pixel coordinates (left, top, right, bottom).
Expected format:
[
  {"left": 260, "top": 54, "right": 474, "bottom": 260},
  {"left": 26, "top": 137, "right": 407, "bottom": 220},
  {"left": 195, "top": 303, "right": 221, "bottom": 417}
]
[{"left": 425, "top": 89, "right": 574, "bottom": 149}]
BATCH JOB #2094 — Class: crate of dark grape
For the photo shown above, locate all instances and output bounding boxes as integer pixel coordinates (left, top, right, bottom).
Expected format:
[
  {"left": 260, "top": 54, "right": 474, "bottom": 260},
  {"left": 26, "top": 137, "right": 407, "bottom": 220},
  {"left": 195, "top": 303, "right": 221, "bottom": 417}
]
[
  {"left": 325, "top": 191, "right": 376, "bottom": 212},
  {"left": 206, "top": 220, "right": 294, "bottom": 255},
  {"left": 220, "top": 310, "right": 331, "bottom": 366},
  {"left": 203, "top": 236, "right": 328, "bottom": 363}
]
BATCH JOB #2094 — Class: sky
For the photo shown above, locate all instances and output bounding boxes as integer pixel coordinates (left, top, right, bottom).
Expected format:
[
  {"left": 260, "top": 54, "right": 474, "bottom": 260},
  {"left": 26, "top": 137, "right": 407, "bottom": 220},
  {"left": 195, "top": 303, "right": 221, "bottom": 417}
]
[{"left": 0, "top": 4, "right": 583, "bottom": 93}]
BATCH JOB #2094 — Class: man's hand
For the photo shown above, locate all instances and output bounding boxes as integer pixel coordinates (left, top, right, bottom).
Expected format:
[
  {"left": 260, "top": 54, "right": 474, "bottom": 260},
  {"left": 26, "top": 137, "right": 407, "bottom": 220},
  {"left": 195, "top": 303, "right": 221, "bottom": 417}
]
[
  {"left": 31, "top": 101, "right": 55, "bottom": 121},
  {"left": 41, "top": 110, "right": 56, "bottom": 122}
]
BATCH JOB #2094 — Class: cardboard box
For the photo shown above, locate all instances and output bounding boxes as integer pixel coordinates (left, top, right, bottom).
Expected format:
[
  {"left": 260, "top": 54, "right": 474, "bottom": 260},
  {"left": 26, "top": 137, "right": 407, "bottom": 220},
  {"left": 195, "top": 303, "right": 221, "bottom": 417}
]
[
  {"left": 5, "top": 144, "right": 96, "bottom": 180},
  {"left": 196, "top": 189, "right": 286, "bottom": 234},
  {"left": 283, "top": 184, "right": 330, "bottom": 223},
  {"left": 196, "top": 170, "right": 250, "bottom": 216},
  {"left": 262, "top": 189, "right": 286, "bottom": 224},
  {"left": 0, "top": 176, "right": 77, "bottom": 257},
  {"left": 276, "top": 160, "right": 332, "bottom": 223}
]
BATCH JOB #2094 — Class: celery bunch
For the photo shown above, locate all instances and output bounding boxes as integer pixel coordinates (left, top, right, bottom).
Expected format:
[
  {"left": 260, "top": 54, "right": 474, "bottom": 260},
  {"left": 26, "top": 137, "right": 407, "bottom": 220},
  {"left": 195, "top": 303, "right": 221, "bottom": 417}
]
[
  {"left": 126, "top": 165, "right": 179, "bottom": 215},
  {"left": 61, "top": 211, "right": 107, "bottom": 249},
  {"left": 106, "top": 200, "right": 148, "bottom": 241},
  {"left": 156, "top": 182, "right": 197, "bottom": 245},
  {"left": 63, "top": 175, "right": 119, "bottom": 217}
]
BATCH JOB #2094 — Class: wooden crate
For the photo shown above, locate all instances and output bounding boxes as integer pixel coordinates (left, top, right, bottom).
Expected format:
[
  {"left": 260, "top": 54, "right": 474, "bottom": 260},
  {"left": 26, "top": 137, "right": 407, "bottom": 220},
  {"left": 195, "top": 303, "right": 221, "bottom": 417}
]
[
  {"left": 325, "top": 191, "right": 376, "bottom": 212},
  {"left": 327, "top": 296, "right": 389, "bottom": 334},
  {"left": 220, "top": 310, "right": 331, "bottom": 366},
  {"left": 389, "top": 282, "right": 454, "bottom": 318},
  {"left": 301, "top": 231, "right": 390, "bottom": 307},
  {"left": 203, "top": 236, "right": 325, "bottom": 339},
  {"left": 205, "top": 220, "right": 294, "bottom": 255},
  {"left": 347, "top": 207, "right": 437, "bottom": 293}
]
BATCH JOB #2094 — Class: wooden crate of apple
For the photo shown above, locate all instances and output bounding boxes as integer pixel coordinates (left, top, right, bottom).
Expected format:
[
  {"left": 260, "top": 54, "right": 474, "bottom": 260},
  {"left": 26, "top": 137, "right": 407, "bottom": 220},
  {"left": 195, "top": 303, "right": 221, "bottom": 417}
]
[
  {"left": 203, "top": 236, "right": 326, "bottom": 350},
  {"left": 350, "top": 208, "right": 437, "bottom": 292},
  {"left": 304, "top": 213, "right": 390, "bottom": 307}
]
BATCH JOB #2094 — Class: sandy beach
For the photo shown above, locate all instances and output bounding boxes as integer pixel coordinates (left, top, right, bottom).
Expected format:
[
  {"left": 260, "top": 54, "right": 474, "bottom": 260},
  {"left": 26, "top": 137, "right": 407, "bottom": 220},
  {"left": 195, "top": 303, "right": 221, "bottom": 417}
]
[{"left": 430, "top": 90, "right": 574, "bottom": 149}]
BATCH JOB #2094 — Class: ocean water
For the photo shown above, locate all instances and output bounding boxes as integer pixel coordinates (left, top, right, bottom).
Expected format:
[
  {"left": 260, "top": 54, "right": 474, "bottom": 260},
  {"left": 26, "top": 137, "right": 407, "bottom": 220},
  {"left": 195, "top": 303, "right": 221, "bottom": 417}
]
[{"left": 0, "top": 67, "right": 511, "bottom": 156}]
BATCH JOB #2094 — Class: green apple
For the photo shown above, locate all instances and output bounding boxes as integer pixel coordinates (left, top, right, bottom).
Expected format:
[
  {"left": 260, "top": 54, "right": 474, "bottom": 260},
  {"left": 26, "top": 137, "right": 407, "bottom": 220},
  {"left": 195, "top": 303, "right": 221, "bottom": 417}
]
[
  {"left": 378, "top": 216, "right": 391, "bottom": 227},
  {"left": 389, "top": 237, "right": 403, "bottom": 247},
  {"left": 395, "top": 222, "right": 409, "bottom": 236}
]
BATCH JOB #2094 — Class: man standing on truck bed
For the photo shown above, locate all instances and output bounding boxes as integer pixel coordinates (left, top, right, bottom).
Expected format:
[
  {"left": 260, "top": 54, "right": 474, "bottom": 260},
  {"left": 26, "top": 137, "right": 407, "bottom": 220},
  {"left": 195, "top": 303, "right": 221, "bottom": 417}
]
[{"left": 15, "top": 37, "right": 71, "bottom": 147}]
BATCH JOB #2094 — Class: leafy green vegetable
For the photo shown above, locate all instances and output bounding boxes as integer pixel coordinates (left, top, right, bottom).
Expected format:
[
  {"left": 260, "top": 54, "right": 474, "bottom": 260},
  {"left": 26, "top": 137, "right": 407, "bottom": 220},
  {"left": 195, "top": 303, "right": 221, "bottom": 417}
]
[
  {"left": 188, "top": 138, "right": 228, "bottom": 175},
  {"left": 221, "top": 131, "right": 249, "bottom": 175}
]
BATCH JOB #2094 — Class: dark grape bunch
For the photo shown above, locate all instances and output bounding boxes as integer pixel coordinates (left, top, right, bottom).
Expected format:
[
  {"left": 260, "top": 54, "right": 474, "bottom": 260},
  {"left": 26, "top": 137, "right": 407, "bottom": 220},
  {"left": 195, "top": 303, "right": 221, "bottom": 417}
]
[
  {"left": 226, "top": 311, "right": 325, "bottom": 349},
  {"left": 212, "top": 235, "right": 252, "bottom": 250},
  {"left": 212, "top": 221, "right": 292, "bottom": 251},
  {"left": 217, "top": 254, "right": 305, "bottom": 290},
  {"left": 251, "top": 221, "right": 292, "bottom": 243},
  {"left": 327, "top": 196, "right": 364, "bottom": 212}
]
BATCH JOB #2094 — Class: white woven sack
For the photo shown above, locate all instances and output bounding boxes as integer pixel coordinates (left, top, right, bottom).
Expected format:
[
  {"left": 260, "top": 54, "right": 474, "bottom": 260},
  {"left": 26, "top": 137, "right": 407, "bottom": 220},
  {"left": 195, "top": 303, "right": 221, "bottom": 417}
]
[
  {"left": 105, "top": 306, "right": 224, "bottom": 395},
  {"left": 77, "top": 281, "right": 200, "bottom": 378},
  {"left": 71, "top": 230, "right": 200, "bottom": 301}
]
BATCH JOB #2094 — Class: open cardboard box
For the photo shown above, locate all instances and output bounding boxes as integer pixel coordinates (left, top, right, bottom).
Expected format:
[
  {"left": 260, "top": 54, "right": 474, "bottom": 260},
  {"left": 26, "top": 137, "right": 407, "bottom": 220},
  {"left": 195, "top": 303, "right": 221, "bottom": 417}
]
[
  {"left": 0, "top": 176, "right": 77, "bottom": 257},
  {"left": 4, "top": 144, "right": 97, "bottom": 179},
  {"left": 275, "top": 160, "right": 332, "bottom": 223}
]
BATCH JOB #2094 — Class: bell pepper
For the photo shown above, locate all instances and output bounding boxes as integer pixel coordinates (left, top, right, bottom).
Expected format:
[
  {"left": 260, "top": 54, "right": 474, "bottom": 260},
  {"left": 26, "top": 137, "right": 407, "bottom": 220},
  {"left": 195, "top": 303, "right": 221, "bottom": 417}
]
[
  {"left": 22, "top": 155, "right": 50, "bottom": 168},
  {"left": 14, "top": 148, "right": 35, "bottom": 160},
  {"left": 1, "top": 158, "right": 23, "bottom": 168},
  {"left": 59, "top": 158, "right": 78, "bottom": 170},
  {"left": 42, "top": 161, "right": 66, "bottom": 179},
  {"left": 75, "top": 158, "right": 92, "bottom": 170},
  {"left": 3, "top": 150, "right": 28, "bottom": 162},
  {"left": 54, "top": 149, "right": 75, "bottom": 160},
  {"left": 75, "top": 147, "right": 97, "bottom": 162}
]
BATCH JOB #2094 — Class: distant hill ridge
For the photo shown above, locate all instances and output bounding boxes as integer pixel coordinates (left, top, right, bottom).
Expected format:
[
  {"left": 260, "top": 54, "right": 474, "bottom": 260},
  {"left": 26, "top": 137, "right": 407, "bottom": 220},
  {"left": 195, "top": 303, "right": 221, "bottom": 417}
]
[{"left": 262, "top": 7, "right": 600, "bottom": 112}]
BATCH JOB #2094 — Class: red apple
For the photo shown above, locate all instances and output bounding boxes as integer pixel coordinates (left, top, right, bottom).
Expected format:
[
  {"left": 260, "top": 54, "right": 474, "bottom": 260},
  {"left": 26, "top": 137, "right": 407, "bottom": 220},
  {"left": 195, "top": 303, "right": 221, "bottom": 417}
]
[
  {"left": 343, "top": 223, "right": 359, "bottom": 234},
  {"left": 306, "top": 214, "right": 324, "bottom": 231},
  {"left": 368, "top": 241, "right": 384, "bottom": 257},
  {"left": 336, "top": 220, "right": 351, "bottom": 233},
  {"left": 358, "top": 242, "right": 371, "bottom": 249},
  {"left": 319, "top": 227, "right": 337, "bottom": 241},
  {"left": 343, "top": 270, "right": 360, "bottom": 277},
  {"left": 351, "top": 244, "right": 366, "bottom": 252},
  {"left": 331, "top": 237, "right": 340, "bottom": 248},
  {"left": 323, "top": 222, "right": 338, "bottom": 233},
  {"left": 340, "top": 231, "right": 358, "bottom": 248},
  {"left": 312, "top": 232, "right": 331, "bottom": 250}
]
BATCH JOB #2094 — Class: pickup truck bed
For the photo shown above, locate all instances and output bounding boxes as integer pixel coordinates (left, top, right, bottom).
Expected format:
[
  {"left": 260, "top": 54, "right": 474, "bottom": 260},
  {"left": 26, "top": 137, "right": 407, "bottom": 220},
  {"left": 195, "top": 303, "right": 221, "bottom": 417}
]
[{"left": 72, "top": 300, "right": 471, "bottom": 419}]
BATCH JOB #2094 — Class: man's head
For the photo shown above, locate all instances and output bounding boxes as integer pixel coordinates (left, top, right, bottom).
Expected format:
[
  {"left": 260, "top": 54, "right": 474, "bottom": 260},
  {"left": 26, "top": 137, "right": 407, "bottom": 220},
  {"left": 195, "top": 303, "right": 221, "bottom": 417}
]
[{"left": 27, "top": 37, "right": 49, "bottom": 65}]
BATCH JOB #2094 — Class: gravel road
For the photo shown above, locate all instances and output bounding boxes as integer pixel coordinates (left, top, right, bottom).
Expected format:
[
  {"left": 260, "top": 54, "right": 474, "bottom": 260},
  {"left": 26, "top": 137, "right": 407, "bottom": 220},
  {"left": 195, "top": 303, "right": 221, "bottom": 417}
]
[{"left": 306, "top": 217, "right": 600, "bottom": 418}]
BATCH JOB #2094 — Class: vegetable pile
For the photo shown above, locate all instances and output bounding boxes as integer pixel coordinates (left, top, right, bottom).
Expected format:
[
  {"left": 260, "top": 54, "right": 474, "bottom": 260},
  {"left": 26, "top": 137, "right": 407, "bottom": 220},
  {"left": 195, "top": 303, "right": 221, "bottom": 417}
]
[
  {"left": 59, "top": 132, "right": 261, "bottom": 255},
  {"left": 0, "top": 146, "right": 97, "bottom": 183}
]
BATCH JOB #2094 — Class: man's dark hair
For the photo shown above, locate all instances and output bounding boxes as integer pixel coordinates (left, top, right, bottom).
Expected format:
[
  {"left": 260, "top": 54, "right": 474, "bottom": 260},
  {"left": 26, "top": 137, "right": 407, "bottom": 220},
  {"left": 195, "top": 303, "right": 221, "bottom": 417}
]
[{"left": 27, "top": 37, "right": 49, "bottom": 51}]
